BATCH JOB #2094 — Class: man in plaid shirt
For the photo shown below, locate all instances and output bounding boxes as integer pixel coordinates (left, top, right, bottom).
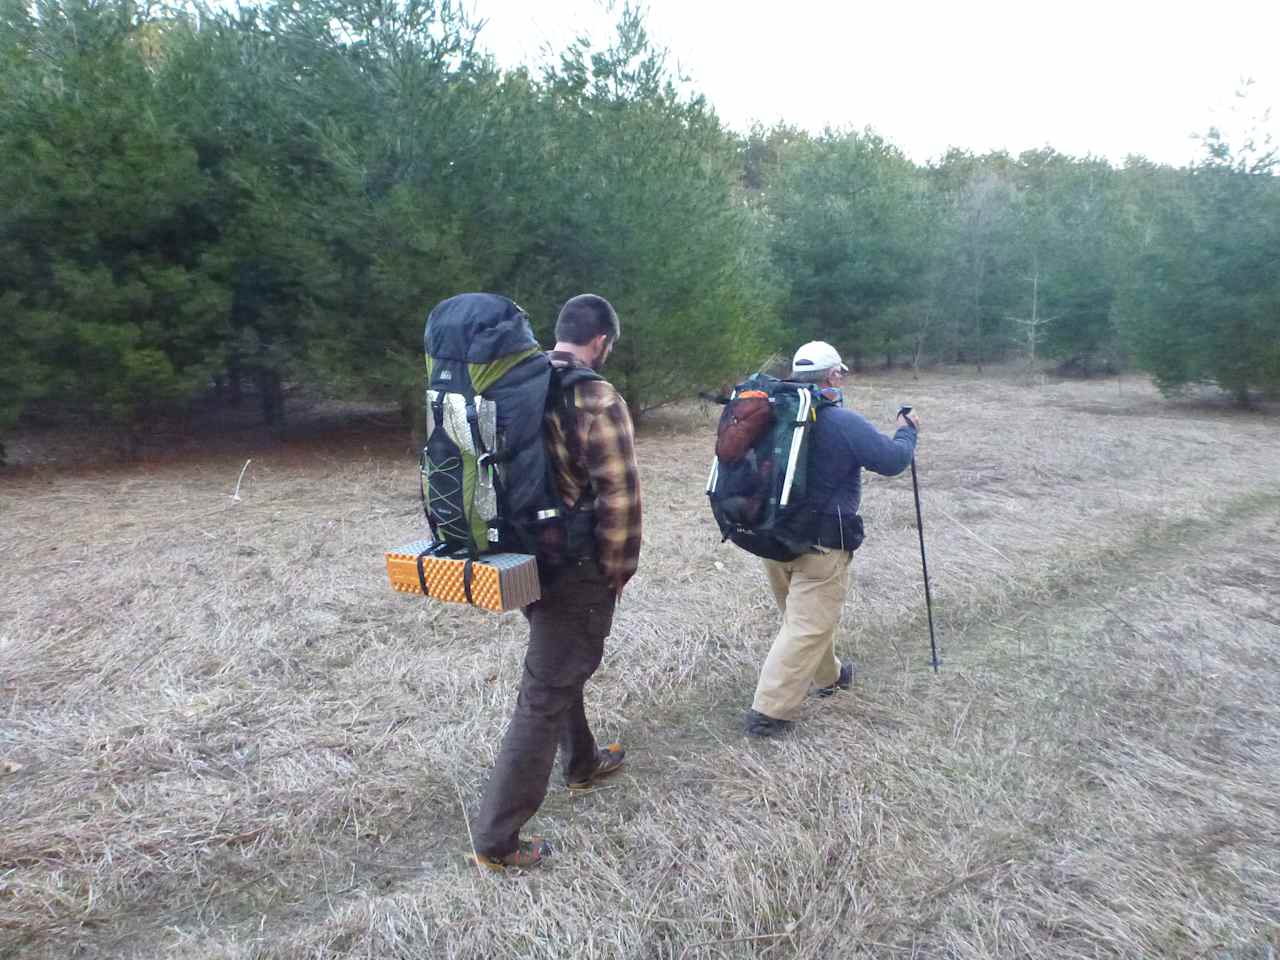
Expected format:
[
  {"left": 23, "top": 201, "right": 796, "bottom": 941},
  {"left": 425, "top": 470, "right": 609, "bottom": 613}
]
[{"left": 472, "top": 294, "right": 642, "bottom": 871}]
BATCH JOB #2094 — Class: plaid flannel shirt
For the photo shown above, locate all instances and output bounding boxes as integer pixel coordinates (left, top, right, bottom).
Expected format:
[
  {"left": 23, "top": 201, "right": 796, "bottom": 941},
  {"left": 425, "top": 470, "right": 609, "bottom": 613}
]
[{"left": 545, "top": 351, "right": 642, "bottom": 587}]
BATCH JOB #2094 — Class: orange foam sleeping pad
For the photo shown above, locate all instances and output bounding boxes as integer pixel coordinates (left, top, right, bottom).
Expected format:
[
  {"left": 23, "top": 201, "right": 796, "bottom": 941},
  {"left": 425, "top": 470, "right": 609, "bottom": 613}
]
[{"left": 385, "top": 539, "right": 542, "bottom": 612}]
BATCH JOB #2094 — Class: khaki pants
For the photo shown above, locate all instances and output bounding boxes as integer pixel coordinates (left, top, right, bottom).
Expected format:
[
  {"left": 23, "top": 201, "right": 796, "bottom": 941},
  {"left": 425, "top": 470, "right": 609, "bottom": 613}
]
[{"left": 752, "top": 548, "right": 852, "bottom": 721}]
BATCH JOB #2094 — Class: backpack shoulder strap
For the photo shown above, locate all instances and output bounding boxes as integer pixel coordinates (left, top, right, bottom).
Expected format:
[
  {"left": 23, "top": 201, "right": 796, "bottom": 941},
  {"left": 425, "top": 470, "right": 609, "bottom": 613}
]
[
  {"left": 547, "top": 362, "right": 604, "bottom": 418},
  {"left": 811, "top": 387, "right": 838, "bottom": 414},
  {"left": 546, "top": 362, "right": 606, "bottom": 509},
  {"left": 551, "top": 362, "right": 604, "bottom": 392}
]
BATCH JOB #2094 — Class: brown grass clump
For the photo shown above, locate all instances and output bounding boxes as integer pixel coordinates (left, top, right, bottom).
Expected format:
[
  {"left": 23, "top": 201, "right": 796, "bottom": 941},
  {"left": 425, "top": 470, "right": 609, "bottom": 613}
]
[{"left": 2, "top": 371, "right": 1279, "bottom": 958}]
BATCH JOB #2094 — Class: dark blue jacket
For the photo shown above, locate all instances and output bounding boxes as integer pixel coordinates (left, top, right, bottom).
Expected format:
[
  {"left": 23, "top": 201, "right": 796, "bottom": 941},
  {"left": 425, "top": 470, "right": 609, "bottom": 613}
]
[{"left": 799, "top": 407, "right": 917, "bottom": 550}]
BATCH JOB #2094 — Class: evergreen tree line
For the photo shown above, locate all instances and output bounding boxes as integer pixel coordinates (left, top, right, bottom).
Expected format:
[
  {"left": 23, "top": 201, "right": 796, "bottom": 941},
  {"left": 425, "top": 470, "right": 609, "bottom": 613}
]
[{"left": 2, "top": 0, "right": 1277, "bottom": 457}]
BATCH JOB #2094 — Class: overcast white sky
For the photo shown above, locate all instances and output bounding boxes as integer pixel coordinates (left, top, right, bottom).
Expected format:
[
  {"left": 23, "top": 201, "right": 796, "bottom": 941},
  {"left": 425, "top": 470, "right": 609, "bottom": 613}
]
[{"left": 465, "top": 0, "right": 1280, "bottom": 168}]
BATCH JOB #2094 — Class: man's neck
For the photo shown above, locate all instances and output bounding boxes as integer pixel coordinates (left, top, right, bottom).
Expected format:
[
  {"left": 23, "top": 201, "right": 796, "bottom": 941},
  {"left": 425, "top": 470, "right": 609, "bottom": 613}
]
[{"left": 552, "top": 342, "right": 595, "bottom": 366}]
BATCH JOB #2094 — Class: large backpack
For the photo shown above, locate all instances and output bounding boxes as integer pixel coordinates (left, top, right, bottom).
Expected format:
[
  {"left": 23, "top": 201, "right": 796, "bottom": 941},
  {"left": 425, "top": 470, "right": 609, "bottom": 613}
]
[
  {"left": 419, "top": 293, "right": 599, "bottom": 564},
  {"left": 706, "top": 373, "right": 836, "bottom": 561}
]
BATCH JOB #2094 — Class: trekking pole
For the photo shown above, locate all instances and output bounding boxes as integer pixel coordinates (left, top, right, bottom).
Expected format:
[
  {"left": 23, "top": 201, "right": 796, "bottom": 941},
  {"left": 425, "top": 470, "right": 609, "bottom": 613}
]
[{"left": 897, "top": 405, "right": 940, "bottom": 673}]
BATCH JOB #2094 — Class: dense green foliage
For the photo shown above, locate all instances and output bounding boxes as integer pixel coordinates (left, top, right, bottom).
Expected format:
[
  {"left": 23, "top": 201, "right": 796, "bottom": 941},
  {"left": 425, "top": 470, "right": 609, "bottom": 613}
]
[
  {"left": 1113, "top": 135, "right": 1280, "bottom": 402},
  {"left": 1, "top": 0, "right": 1277, "bottom": 456}
]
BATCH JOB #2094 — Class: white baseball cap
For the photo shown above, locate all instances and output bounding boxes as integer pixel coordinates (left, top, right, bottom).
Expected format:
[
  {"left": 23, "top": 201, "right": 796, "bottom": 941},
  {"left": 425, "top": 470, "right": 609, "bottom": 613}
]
[{"left": 791, "top": 341, "right": 849, "bottom": 377}]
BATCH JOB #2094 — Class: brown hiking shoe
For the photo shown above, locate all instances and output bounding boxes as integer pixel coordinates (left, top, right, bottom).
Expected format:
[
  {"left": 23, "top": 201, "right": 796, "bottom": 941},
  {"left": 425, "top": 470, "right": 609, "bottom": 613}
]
[
  {"left": 471, "top": 836, "right": 552, "bottom": 871},
  {"left": 567, "top": 742, "right": 626, "bottom": 792}
]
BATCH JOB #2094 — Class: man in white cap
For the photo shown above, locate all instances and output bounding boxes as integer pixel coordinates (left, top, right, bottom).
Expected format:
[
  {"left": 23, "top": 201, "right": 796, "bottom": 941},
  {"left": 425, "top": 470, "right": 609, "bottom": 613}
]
[{"left": 744, "top": 340, "right": 921, "bottom": 737}]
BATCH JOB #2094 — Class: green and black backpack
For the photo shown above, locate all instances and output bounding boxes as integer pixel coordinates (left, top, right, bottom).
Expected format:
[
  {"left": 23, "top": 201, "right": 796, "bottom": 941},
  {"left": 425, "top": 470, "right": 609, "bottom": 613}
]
[
  {"left": 706, "top": 373, "right": 836, "bottom": 561},
  {"left": 419, "top": 293, "right": 599, "bottom": 566}
]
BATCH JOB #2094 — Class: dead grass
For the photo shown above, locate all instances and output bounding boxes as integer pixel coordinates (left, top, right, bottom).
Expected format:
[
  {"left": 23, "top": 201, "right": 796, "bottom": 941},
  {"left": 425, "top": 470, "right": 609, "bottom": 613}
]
[{"left": 2, "top": 371, "right": 1279, "bottom": 959}]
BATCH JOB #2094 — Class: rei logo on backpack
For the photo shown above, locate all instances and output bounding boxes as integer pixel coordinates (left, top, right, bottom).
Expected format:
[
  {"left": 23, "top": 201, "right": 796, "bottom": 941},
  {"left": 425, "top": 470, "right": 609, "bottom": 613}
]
[
  {"left": 420, "top": 293, "right": 599, "bottom": 565},
  {"left": 706, "top": 373, "right": 836, "bottom": 561}
]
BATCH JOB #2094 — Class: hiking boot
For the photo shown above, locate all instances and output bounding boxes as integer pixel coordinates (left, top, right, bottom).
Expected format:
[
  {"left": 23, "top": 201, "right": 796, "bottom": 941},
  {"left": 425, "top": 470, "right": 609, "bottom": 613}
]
[
  {"left": 567, "top": 742, "right": 626, "bottom": 792},
  {"left": 743, "top": 709, "right": 793, "bottom": 738},
  {"left": 471, "top": 836, "right": 552, "bottom": 871},
  {"left": 814, "top": 661, "right": 855, "bottom": 698}
]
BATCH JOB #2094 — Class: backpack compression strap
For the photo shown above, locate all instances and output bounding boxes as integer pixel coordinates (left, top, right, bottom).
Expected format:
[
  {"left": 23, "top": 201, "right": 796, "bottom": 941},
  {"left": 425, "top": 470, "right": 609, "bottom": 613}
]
[
  {"left": 464, "top": 398, "right": 488, "bottom": 460},
  {"left": 463, "top": 559, "right": 476, "bottom": 605},
  {"left": 416, "top": 540, "right": 454, "bottom": 596},
  {"left": 414, "top": 541, "right": 479, "bottom": 605},
  {"left": 464, "top": 396, "right": 500, "bottom": 509},
  {"left": 415, "top": 548, "right": 432, "bottom": 597}
]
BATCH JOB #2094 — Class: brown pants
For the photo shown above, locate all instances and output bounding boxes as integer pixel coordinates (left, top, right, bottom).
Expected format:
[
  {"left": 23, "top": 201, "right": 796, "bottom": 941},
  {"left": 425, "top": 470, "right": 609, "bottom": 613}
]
[
  {"left": 472, "top": 559, "right": 616, "bottom": 858},
  {"left": 752, "top": 548, "right": 852, "bottom": 721}
]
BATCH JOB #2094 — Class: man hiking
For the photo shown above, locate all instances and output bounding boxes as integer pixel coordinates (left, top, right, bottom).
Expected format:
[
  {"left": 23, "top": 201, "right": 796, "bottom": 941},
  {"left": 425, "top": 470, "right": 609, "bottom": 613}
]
[
  {"left": 471, "top": 294, "right": 642, "bottom": 869},
  {"left": 743, "top": 341, "right": 920, "bottom": 738}
]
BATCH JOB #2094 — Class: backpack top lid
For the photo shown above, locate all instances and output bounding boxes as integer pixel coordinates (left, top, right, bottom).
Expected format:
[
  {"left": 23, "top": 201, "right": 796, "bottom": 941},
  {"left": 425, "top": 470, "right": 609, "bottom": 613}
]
[{"left": 425, "top": 293, "right": 539, "bottom": 364}]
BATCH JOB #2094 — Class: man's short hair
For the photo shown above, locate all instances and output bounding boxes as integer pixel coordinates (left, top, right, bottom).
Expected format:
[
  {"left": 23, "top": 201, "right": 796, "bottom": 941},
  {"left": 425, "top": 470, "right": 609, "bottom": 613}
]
[
  {"left": 791, "top": 369, "right": 829, "bottom": 384},
  {"left": 555, "top": 294, "right": 620, "bottom": 346}
]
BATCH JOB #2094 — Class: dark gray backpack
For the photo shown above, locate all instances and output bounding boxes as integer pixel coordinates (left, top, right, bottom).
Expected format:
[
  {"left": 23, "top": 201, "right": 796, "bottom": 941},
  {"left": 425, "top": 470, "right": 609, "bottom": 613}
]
[{"left": 420, "top": 293, "right": 599, "bottom": 567}]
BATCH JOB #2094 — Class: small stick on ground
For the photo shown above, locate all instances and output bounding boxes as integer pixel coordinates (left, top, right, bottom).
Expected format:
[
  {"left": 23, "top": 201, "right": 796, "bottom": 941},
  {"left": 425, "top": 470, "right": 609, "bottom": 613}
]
[{"left": 231, "top": 459, "right": 252, "bottom": 502}]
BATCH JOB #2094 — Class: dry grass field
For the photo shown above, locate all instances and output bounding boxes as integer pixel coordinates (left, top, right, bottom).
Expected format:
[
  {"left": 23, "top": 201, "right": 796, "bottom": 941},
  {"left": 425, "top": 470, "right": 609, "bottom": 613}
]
[{"left": 2, "top": 371, "right": 1279, "bottom": 959}]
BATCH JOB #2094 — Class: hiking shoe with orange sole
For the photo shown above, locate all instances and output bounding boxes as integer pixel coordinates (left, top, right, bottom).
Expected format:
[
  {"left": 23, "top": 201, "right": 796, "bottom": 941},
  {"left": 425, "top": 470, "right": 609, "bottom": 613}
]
[
  {"left": 471, "top": 836, "right": 552, "bottom": 871},
  {"left": 567, "top": 742, "right": 626, "bottom": 792}
]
